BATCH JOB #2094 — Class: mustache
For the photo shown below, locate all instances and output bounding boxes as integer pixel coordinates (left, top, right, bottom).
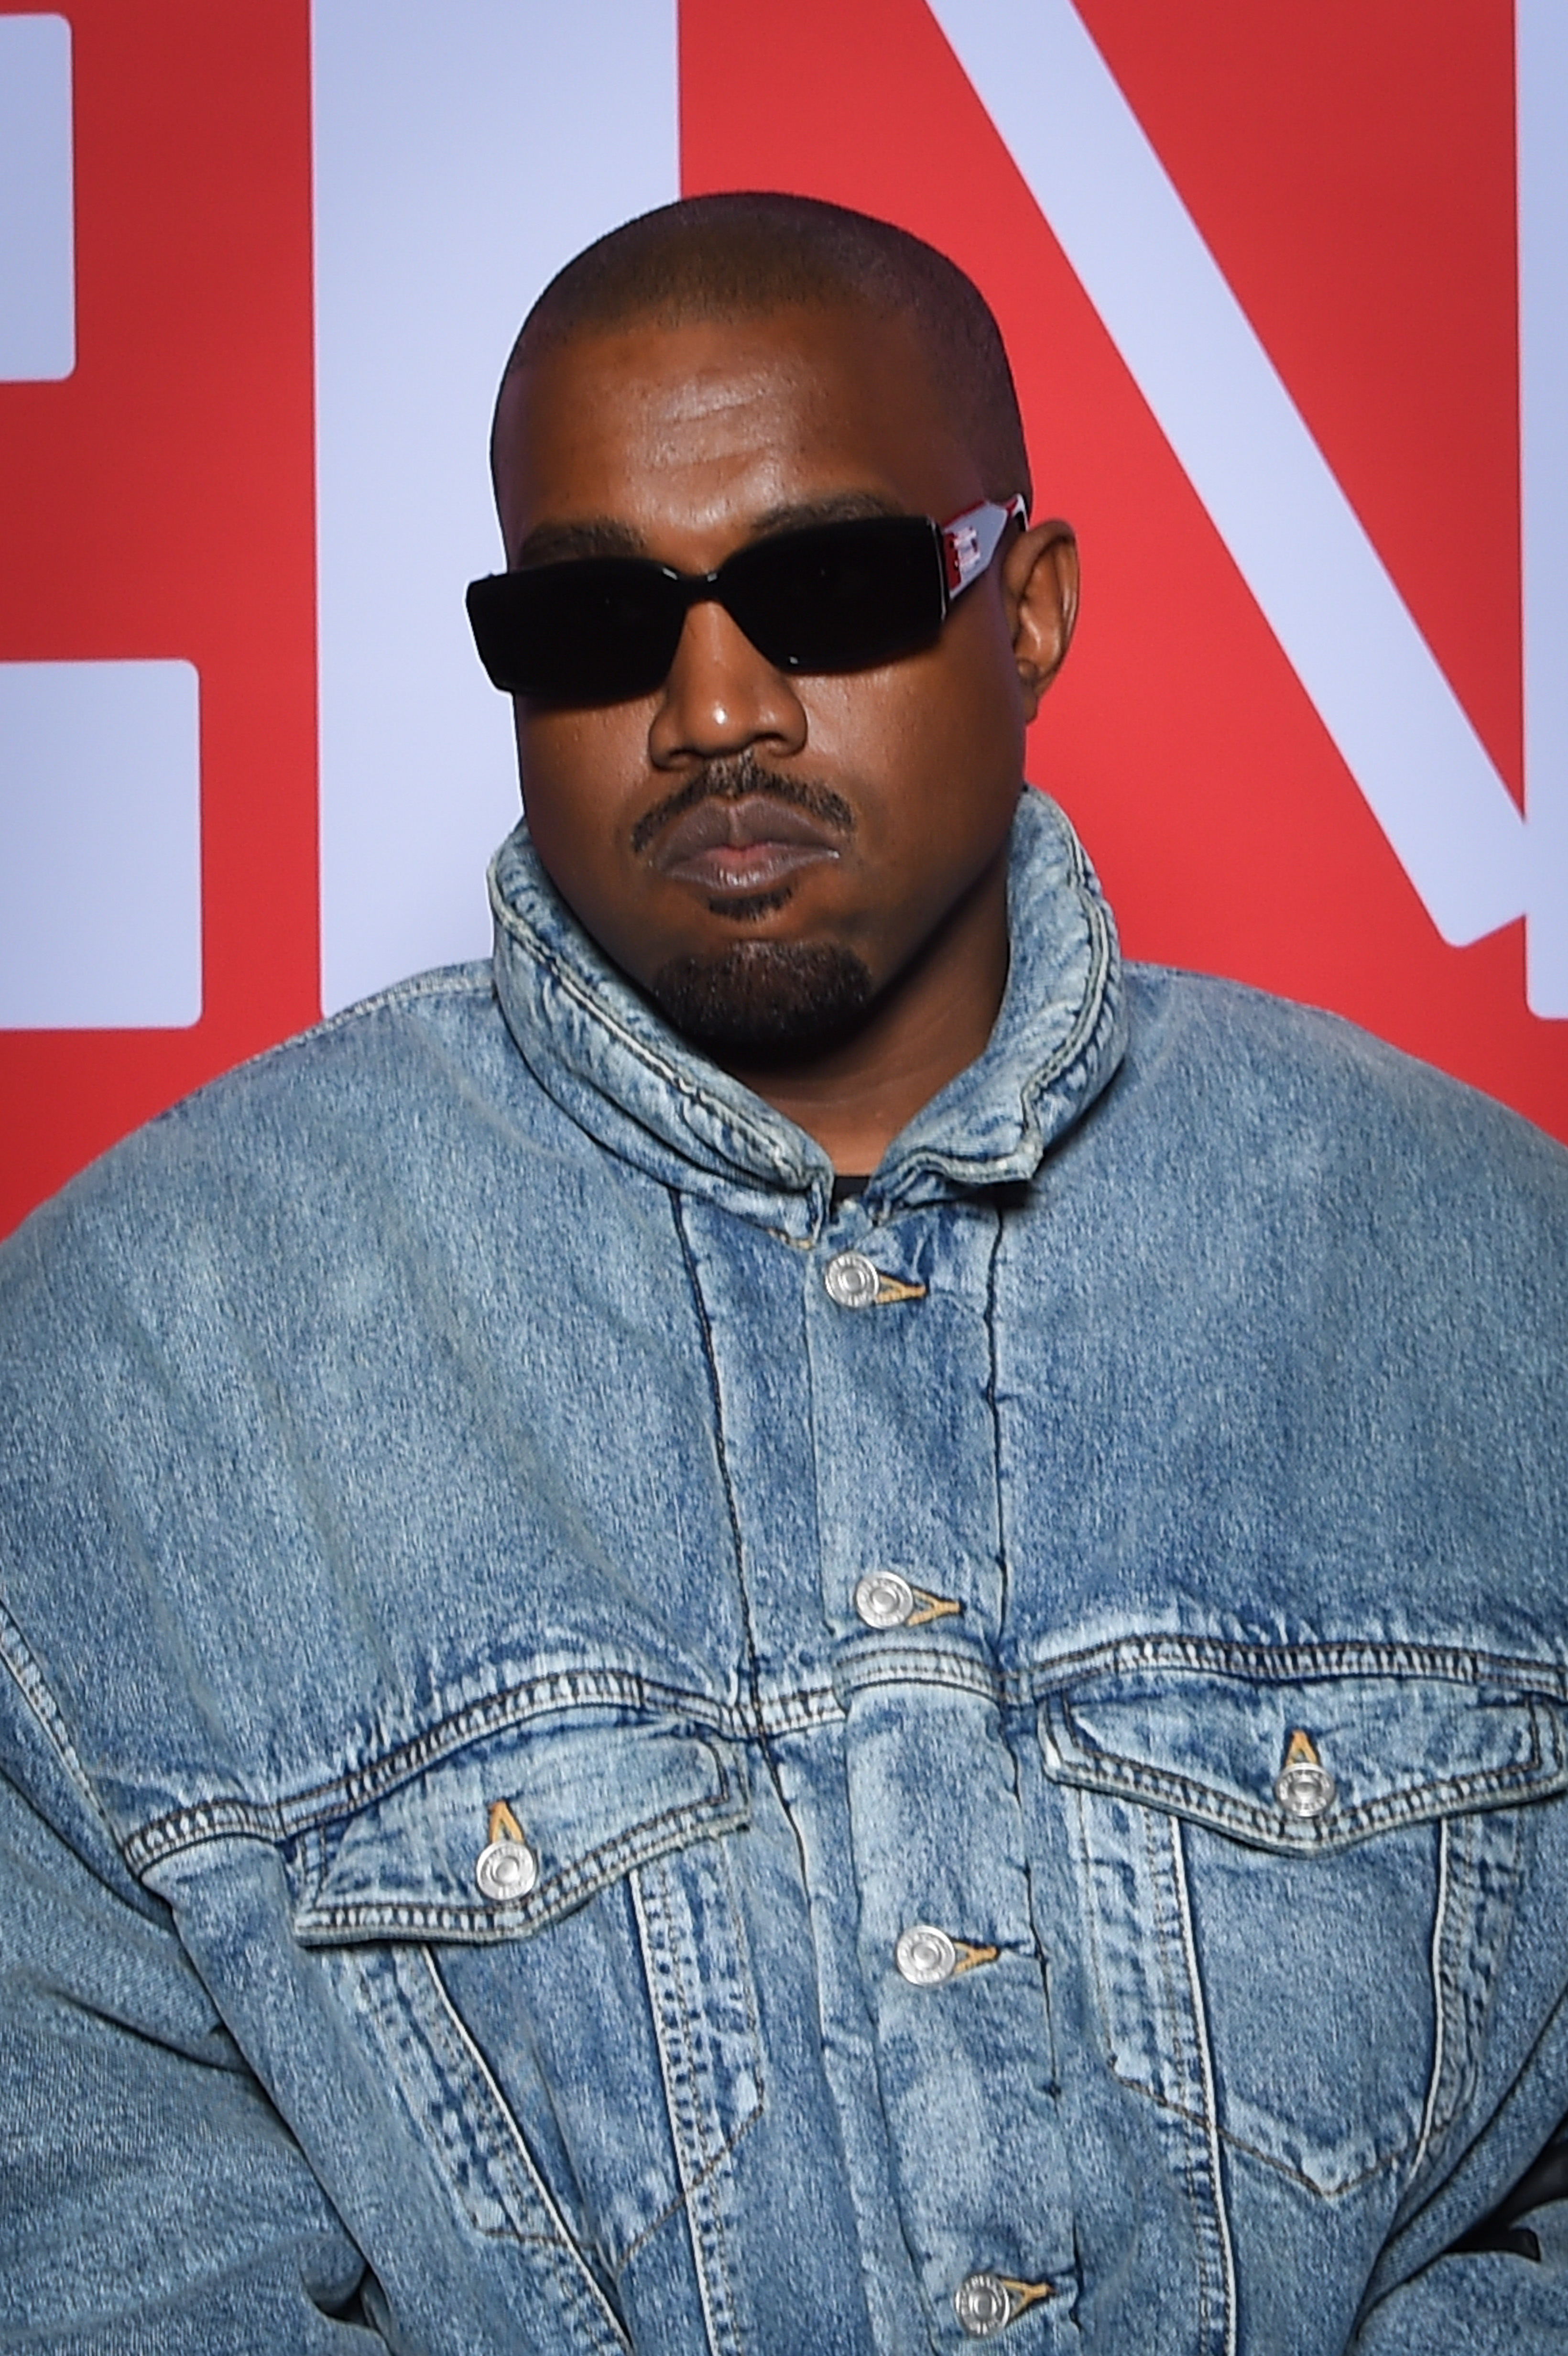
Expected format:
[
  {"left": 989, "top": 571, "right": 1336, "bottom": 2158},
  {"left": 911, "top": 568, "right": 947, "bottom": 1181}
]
[{"left": 629, "top": 754, "right": 855, "bottom": 857}]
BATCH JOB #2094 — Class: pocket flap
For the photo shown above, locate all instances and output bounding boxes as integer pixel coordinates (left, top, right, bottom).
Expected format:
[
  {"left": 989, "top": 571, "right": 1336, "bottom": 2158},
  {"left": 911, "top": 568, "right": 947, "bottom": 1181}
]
[
  {"left": 1038, "top": 1664, "right": 1568, "bottom": 1851},
  {"left": 291, "top": 1715, "right": 749, "bottom": 1942}
]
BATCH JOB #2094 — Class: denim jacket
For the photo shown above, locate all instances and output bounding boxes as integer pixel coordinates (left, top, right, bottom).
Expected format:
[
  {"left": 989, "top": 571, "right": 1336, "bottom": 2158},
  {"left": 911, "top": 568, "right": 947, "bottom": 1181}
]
[{"left": 2, "top": 790, "right": 1567, "bottom": 2354}]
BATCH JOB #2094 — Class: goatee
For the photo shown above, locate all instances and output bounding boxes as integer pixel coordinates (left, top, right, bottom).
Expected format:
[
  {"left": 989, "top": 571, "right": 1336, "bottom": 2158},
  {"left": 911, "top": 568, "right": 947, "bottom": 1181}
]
[{"left": 650, "top": 939, "right": 873, "bottom": 1057}]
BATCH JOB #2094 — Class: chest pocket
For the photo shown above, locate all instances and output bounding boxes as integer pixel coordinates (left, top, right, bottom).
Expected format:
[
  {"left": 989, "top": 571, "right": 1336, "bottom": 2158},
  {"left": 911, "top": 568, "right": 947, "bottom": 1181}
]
[
  {"left": 1038, "top": 1663, "right": 1568, "bottom": 2197},
  {"left": 288, "top": 1712, "right": 760, "bottom": 2305}
]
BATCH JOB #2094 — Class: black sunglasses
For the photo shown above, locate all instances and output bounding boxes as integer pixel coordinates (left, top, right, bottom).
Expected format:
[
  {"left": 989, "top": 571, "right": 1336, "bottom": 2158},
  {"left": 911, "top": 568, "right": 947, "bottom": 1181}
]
[{"left": 466, "top": 496, "right": 1025, "bottom": 707}]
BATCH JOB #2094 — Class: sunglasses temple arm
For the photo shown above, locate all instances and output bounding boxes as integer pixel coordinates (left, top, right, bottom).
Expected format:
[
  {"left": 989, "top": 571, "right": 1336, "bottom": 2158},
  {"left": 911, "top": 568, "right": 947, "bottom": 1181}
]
[{"left": 940, "top": 494, "right": 1029, "bottom": 600}]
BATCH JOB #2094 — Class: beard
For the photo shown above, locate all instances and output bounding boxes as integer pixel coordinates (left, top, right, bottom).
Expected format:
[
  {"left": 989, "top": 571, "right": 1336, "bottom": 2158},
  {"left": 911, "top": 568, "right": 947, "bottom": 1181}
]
[
  {"left": 649, "top": 938, "right": 873, "bottom": 1057},
  {"left": 634, "top": 749, "right": 870, "bottom": 1055}
]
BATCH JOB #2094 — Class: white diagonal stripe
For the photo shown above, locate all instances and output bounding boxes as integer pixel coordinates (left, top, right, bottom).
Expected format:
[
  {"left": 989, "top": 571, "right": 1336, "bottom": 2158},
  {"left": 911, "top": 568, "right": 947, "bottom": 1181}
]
[{"left": 928, "top": 0, "right": 1535, "bottom": 964}]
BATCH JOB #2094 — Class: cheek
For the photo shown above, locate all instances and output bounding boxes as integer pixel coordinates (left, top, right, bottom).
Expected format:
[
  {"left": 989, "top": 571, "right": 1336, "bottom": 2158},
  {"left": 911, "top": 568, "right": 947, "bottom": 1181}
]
[
  {"left": 509, "top": 703, "right": 678, "bottom": 980},
  {"left": 513, "top": 705, "right": 645, "bottom": 883},
  {"left": 926, "top": 590, "right": 1030, "bottom": 769},
  {"left": 810, "top": 612, "right": 1025, "bottom": 855}
]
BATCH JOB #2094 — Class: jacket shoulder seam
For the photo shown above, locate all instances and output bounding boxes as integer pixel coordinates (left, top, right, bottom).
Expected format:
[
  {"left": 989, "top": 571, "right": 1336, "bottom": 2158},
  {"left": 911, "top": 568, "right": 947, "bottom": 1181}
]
[
  {"left": 139, "top": 965, "right": 500, "bottom": 1126},
  {"left": 0, "top": 1593, "right": 127, "bottom": 1844}
]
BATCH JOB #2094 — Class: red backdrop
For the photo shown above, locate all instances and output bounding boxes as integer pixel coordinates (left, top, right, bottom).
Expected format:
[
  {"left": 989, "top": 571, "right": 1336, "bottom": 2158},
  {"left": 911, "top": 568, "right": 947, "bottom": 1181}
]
[
  {"left": 1, "top": 1, "right": 1561, "bottom": 1242},
  {"left": 683, "top": 0, "right": 1562, "bottom": 1134},
  {"left": 0, "top": 1, "right": 318, "bottom": 1231}
]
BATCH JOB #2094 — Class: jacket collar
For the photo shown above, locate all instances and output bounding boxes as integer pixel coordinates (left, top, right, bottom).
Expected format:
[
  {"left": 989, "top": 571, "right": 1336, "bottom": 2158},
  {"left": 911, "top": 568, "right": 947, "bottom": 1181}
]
[{"left": 488, "top": 786, "right": 1126, "bottom": 1241}]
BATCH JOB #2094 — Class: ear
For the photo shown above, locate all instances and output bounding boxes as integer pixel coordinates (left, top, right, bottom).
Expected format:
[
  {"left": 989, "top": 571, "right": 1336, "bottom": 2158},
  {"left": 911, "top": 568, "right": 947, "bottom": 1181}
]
[{"left": 1002, "top": 520, "right": 1079, "bottom": 723}]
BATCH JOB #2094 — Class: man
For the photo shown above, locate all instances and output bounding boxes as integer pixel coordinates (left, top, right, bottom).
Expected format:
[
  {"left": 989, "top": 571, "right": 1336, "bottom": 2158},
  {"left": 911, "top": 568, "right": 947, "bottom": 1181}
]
[{"left": 1, "top": 194, "right": 1566, "bottom": 2353}]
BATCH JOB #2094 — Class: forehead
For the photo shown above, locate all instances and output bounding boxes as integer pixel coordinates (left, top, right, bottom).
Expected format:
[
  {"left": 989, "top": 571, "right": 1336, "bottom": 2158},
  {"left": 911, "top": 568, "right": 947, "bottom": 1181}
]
[{"left": 494, "top": 305, "right": 981, "bottom": 560}]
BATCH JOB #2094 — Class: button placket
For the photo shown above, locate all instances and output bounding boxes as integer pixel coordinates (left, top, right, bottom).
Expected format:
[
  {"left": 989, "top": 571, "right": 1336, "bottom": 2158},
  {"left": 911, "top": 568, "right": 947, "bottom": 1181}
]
[
  {"left": 841, "top": 1686, "right": 1075, "bottom": 2334},
  {"left": 811, "top": 1210, "right": 1073, "bottom": 2327}
]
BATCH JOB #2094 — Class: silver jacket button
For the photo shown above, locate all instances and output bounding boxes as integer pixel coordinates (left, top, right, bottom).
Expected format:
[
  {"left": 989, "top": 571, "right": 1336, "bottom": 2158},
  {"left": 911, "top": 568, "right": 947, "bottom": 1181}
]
[
  {"left": 474, "top": 1836, "right": 538, "bottom": 1902},
  {"left": 854, "top": 1571, "right": 915, "bottom": 1629},
  {"left": 955, "top": 2273, "right": 1013, "bottom": 2337},
  {"left": 824, "top": 1250, "right": 880, "bottom": 1309},
  {"left": 896, "top": 1924, "right": 959, "bottom": 1987},
  {"left": 1275, "top": 1761, "right": 1337, "bottom": 1820}
]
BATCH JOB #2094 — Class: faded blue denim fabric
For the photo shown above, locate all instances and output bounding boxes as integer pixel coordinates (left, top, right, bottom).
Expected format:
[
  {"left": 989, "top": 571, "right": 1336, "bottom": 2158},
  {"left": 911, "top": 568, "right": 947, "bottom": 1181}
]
[{"left": 1, "top": 788, "right": 1567, "bottom": 2353}]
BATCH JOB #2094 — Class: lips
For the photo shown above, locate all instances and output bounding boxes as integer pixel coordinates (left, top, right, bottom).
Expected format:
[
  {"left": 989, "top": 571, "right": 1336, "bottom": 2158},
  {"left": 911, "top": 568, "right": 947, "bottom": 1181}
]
[{"left": 649, "top": 794, "right": 845, "bottom": 896}]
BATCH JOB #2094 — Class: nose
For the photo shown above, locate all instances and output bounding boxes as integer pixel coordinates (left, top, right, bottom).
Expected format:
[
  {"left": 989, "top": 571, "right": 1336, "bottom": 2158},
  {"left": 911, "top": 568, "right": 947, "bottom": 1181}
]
[{"left": 645, "top": 597, "right": 808, "bottom": 770}]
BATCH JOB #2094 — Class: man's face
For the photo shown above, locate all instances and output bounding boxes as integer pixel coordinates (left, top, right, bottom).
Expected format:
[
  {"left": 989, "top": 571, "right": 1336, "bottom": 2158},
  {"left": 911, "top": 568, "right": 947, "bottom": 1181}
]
[{"left": 492, "top": 303, "right": 1043, "bottom": 1053}]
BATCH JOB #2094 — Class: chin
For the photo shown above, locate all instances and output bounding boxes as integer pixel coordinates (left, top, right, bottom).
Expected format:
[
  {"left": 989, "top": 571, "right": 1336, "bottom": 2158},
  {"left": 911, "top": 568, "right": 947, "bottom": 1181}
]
[{"left": 648, "top": 938, "right": 873, "bottom": 1057}]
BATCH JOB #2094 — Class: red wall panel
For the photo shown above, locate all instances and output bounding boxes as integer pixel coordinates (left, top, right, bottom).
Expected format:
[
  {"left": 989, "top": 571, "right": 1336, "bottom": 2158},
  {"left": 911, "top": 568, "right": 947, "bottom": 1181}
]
[
  {"left": 2, "top": 2, "right": 1561, "bottom": 1245},
  {"left": 682, "top": 0, "right": 1568, "bottom": 1142},
  {"left": 0, "top": 2, "right": 319, "bottom": 1233}
]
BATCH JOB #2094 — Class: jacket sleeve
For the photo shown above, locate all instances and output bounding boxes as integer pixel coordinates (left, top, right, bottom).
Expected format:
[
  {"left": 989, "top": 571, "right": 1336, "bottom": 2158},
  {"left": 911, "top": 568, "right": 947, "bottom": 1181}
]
[
  {"left": 0, "top": 1638, "right": 379, "bottom": 2352},
  {"left": 1347, "top": 2203, "right": 1568, "bottom": 2352},
  {"left": 1348, "top": 2116, "right": 1568, "bottom": 2356}
]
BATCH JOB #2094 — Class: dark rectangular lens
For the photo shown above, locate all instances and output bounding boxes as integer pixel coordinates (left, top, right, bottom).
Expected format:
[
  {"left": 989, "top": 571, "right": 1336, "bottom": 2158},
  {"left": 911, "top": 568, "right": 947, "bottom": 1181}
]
[
  {"left": 466, "top": 560, "right": 686, "bottom": 703},
  {"left": 466, "top": 513, "right": 948, "bottom": 704},
  {"left": 723, "top": 515, "right": 945, "bottom": 673}
]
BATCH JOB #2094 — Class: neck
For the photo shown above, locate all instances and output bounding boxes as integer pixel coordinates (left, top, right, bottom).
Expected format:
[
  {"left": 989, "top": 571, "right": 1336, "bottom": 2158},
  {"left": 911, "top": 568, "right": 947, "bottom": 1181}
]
[{"left": 714, "top": 853, "right": 1011, "bottom": 1173}]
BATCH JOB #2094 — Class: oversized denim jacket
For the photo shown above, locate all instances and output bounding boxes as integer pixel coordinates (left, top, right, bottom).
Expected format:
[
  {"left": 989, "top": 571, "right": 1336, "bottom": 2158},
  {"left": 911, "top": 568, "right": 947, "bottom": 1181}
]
[{"left": 2, "top": 791, "right": 1567, "bottom": 2354}]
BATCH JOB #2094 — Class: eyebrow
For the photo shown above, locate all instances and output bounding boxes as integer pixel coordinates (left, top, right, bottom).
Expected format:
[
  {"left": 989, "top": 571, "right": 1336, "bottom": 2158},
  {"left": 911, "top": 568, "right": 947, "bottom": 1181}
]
[
  {"left": 747, "top": 491, "right": 907, "bottom": 537},
  {"left": 507, "top": 489, "right": 910, "bottom": 573},
  {"left": 509, "top": 517, "right": 646, "bottom": 568}
]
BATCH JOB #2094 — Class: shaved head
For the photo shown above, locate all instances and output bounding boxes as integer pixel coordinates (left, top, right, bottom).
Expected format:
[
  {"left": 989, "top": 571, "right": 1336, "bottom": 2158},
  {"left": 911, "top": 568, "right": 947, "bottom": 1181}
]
[{"left": 492, "top": 191, "right": 1031, "bottom": 510}]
